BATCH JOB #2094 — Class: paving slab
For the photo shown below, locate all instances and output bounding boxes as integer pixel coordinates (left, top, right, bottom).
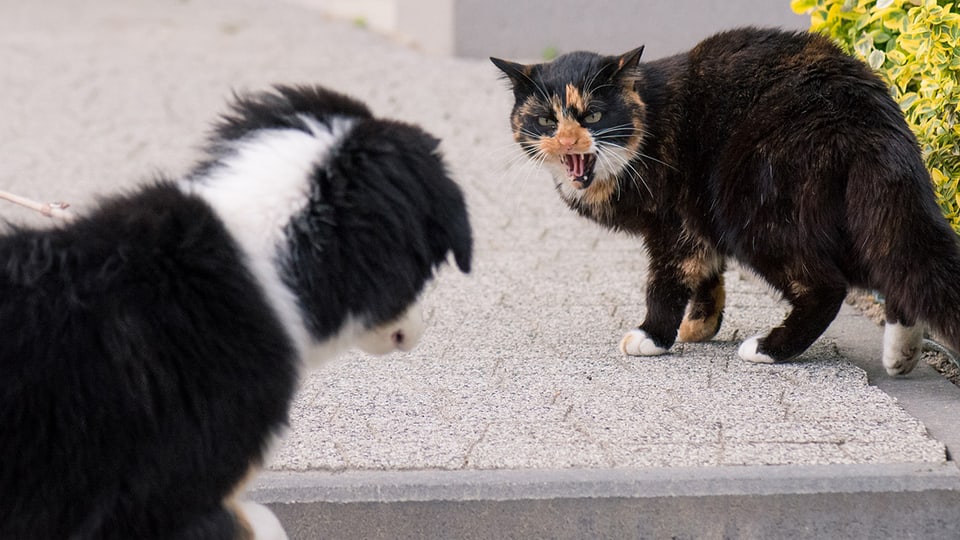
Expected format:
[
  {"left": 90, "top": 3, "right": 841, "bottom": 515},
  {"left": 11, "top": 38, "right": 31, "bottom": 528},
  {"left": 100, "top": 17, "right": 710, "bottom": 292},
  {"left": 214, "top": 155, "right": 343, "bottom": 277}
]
[{"left": 2, "top": 1, "right": 958, "bottom": 538}]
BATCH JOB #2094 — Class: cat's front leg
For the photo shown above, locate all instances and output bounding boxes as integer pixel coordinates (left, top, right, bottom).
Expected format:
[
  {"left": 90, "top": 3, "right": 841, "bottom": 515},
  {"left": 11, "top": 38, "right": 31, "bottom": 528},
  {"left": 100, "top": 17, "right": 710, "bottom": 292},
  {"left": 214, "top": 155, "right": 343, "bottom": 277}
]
[
  {"left": 620, "top": 255, "right": 692, "bottom": 356},
  {"left": 678, "top": 265, "right": 726, "bottom": 343}
]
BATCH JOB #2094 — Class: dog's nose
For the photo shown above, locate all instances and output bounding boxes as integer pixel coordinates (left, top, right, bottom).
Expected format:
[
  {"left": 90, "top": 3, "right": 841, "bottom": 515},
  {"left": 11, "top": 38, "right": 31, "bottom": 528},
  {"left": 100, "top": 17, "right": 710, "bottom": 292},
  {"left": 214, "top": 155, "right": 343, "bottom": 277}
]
[{"left": 391, "top": 329, "right": 405, "bottom": 347}]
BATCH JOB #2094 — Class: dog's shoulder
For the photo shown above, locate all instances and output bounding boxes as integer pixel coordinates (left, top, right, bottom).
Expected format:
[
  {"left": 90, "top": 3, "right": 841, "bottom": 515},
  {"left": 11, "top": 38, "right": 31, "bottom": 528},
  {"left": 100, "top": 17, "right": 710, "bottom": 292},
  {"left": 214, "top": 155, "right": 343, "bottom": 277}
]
[{"left": 212, "top": 84, "right": 374, "bottom": 144}]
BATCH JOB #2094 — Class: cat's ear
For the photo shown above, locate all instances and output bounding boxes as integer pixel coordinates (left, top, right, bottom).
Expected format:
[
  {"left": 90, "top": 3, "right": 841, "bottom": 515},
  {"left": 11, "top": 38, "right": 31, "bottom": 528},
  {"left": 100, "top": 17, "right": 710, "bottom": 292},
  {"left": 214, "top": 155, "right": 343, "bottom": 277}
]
[
  {"left": 490, "top": 57, "right": 536, "bottom": 97},
  {"left": 613, "top": 46, "right": 645, "bottom": 77}
]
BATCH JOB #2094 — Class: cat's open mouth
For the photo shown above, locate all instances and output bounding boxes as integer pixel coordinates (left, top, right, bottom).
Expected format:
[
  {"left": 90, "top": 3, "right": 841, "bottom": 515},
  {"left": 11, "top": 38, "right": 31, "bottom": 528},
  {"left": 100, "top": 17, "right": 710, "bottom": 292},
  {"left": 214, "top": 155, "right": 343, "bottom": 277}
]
[{"left": 561, "top": 153, "right": 597, "bottom": 189}]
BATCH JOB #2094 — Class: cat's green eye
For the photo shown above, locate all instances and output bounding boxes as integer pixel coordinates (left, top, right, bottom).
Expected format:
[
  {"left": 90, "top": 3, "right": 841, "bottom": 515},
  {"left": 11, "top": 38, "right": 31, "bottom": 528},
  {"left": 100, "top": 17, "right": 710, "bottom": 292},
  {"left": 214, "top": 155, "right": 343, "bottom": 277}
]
[
  {"left": 538, "top": 117, "right": 557, "bottom": 127},
  {"left": 584, "top": 111, "right": 603, "bottom": 124}
]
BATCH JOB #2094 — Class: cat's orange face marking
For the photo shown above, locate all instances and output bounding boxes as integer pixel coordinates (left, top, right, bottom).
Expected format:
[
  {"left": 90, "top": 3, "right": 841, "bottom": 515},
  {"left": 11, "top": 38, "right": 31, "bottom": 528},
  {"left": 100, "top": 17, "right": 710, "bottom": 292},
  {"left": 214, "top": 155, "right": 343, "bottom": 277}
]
[
  {"left": 565, "top": 84, "right": 587, "bottom": 113},
  {"left": 538, "top": 89, "right": 596, "bottom": 189},
  {"left": 541, "top": 117, "right": 593, "bottom": 155}
]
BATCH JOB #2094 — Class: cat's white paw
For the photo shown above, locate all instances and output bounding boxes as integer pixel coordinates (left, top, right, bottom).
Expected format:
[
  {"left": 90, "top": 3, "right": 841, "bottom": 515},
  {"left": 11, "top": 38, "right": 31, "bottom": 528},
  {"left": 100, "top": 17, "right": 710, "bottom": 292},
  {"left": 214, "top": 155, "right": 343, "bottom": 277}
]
[
  {"left": 883, "top": 322, "right": 924, "bottom": 376},
  {"left": 738, "top": 336, "right": 776, "bottom": 364},
  {"left": 619, "top": 329, "right": 668, "bottom": 356},
  {"left": 237, "top": 501, "right": 289, "bottom": 540}
]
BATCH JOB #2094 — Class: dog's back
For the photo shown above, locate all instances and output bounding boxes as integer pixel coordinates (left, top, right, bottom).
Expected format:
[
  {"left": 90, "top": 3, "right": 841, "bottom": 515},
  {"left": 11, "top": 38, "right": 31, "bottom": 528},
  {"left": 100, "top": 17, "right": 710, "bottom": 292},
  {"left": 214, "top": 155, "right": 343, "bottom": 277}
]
[
  {"left": 0, "top": 84, "right": 472, "bottom": 539},
  {"left": 0, "top": 183, "right": 297, "bottom": 538}
]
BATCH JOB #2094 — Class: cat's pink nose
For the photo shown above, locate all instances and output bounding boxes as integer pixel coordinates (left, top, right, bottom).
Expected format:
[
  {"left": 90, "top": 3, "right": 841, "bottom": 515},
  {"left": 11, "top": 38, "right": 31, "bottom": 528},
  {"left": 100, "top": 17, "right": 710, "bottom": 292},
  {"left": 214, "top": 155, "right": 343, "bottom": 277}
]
[{"left": 557, "top": 135, "right": 577, "bottom": 147}]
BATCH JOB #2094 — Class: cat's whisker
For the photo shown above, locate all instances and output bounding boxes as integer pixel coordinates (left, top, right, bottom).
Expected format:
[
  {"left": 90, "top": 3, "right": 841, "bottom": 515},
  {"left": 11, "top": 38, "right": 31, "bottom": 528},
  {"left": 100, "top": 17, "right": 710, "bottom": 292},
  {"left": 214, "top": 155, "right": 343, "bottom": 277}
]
[
  {"left": 501, "top": 144, "right": 545, "bottom": 176},
  {"left": 596, "top": 142, "right": 652, "bottom": 198},
  {"left": 583, "top": 81, "right": 620, "bottom": 95},
  {"left": 598, "top": 143, "right": 645, "bottom": 180},
  {"left": 634, "top": 151, "right": 679, "bottom": 172},
  {"left": 498, "top": 147, "right": 553, "bottom": 218},
  {"left": 490, "top": 139, "right": 531, "bottom": 158},
  {"left": 493, "top": 144, "right": 543, "bottom": 187},
  {"left": 593, "top": 124, "right": 640, "bottom": 137},
  {"left": 592, "top": 149, "right": 624, "bottom": 200},
  {"left": 595, "top": 133, "right": 678, "bottom": 173},
  {"left": 498, "top": 148, "right": 537, "bottom": 179},
  {"left": 508, "top": 69, "right": 553, "bottom": 106},
  {"left": 583, "top": 63, "right": 617, "bottom": 97}
]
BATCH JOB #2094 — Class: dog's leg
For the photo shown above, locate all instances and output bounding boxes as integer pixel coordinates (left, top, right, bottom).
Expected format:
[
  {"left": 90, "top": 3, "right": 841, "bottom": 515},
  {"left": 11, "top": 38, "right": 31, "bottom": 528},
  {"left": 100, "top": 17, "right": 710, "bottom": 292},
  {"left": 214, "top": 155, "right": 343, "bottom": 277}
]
[{"left": 231, "top": 500, "right": 288, "bottom": 540}]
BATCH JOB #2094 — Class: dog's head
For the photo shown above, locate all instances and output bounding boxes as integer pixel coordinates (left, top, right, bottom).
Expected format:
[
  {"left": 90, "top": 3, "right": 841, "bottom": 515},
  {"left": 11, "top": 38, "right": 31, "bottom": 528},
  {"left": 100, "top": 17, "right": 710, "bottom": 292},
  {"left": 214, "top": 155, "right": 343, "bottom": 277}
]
[
  {"left": 192, "top": 85, "right": 472, "bottom": 360},
  {"left": 283, "top": 113, "right": 473, "bottom": 356}
]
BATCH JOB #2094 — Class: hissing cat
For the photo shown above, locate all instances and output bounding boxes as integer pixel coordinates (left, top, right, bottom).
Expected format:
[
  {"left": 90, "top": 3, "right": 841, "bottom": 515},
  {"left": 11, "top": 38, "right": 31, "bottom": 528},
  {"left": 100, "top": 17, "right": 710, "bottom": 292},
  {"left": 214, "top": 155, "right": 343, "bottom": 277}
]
[{"left": 492, "top": 27, "right": 960, "bottom": 375}]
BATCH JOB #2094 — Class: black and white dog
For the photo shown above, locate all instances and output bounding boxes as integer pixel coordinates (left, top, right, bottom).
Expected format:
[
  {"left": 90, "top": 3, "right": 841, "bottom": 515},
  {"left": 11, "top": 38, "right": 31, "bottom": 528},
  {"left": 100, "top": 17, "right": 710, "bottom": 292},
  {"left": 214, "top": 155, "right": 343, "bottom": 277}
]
[{"left": 0, "top": 85, "right": 472, "bottom": 539}]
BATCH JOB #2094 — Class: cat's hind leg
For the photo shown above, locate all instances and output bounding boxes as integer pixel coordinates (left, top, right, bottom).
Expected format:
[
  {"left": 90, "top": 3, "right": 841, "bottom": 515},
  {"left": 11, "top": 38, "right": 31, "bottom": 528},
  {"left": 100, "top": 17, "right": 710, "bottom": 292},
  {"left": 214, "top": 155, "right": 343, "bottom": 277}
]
[
  {"left": 738, "top": 281, "right": 846, "bottom": 363},
  {"left": 881, "top": 303, "right": 924, "bottom": 375},
  {"left": 882, "top": 322, "right": 924, "bottom": 375},
  {"left": 678, "top": 271, "right": 726, "bottom": 342}
]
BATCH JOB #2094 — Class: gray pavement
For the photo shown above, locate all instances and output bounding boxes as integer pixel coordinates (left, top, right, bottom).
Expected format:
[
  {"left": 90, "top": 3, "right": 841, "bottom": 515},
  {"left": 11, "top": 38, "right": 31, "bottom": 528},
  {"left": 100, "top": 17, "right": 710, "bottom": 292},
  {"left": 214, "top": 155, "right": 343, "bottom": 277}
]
[{"left": 2, "top": 1, "right": 959, "bottom": 538}]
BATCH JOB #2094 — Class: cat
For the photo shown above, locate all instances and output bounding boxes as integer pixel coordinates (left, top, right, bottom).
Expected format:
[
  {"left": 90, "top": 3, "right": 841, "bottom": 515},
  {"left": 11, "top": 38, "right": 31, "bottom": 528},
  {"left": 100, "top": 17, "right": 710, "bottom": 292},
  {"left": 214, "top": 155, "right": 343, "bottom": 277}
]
[
  {"left": 0, "top": 85, "right": 472, "bottom": 539},
  {"left": 492, "top": 26, "right": 960, "bottom": 376}
]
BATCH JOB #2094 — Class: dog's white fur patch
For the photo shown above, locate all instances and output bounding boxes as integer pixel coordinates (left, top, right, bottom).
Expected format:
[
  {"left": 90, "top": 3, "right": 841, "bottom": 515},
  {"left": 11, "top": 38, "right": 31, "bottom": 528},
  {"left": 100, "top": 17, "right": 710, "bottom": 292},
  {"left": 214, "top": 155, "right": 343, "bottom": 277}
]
[
  {"left": 236, "top": 500, "right": 288, "bottom": 540},
  {"left": 356, "top": 301, "right": 426, "bottom": 355},
  {"left": 619, "top": 328, "right": 668, "bottom": 356},
  {"left": 738, "top": 335, "right": 775, "bottom": 364},
  {"left": 183, "top": 116, "right": 361, "bottom": 364},
  {"left": 882, "top": 322, "right": 924, "bottom": 375}
]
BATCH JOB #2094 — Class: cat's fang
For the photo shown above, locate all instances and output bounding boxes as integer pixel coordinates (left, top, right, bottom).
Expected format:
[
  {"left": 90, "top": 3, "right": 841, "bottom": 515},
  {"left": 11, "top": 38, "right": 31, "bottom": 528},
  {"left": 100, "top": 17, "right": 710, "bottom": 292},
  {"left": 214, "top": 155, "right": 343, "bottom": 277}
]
[{"left": 562, "top": 153, "right": 597, "bottom": 188}]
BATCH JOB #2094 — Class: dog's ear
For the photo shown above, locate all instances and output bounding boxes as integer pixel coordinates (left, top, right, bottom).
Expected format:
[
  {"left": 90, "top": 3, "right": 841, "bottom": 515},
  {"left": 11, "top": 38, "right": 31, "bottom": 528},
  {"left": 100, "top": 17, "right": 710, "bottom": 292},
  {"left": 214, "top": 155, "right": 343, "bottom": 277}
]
[
  {"left": 419, "top": 135, "right": 472, "bottom": 274},
  {"left": 338, "top": 119, "right": 473, "bottom": 276},
  {"left": 441, "top": 189, "right": 472, "bottom": 274}
]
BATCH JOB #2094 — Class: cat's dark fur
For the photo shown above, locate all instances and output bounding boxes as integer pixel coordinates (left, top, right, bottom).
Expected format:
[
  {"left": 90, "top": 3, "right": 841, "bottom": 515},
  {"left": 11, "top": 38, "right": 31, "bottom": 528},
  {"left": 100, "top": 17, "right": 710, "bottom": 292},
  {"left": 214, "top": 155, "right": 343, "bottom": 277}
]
[{"left": 492, "top": 27, "right": 960, "bottom": 374}]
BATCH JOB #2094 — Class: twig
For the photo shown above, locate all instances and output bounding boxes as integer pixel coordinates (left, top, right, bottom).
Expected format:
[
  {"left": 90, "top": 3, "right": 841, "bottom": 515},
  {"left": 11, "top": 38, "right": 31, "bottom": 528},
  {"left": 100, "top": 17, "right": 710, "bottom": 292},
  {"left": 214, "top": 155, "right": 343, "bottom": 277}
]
[
  {"left": 923, "top": 338, "right": 960, "bottom": 372},
  {"left": 0, "top": 189, "right": 74, "bottom": 221}
]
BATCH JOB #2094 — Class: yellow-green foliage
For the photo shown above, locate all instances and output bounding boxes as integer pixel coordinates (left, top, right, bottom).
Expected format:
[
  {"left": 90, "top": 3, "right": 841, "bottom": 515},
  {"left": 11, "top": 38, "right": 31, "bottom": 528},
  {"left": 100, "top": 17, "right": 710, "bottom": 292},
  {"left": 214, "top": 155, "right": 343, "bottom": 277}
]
[{"left": 792, "top": 0, "right": 960, "bottom": 232}]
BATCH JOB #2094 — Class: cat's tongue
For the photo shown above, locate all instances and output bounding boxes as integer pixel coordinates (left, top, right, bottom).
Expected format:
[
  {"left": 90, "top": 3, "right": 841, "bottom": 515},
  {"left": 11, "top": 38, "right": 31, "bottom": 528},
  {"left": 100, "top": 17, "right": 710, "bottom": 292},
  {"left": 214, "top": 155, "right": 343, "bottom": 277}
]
[{"left": 562, "top": 153, "right": 597, "bottom": 188}]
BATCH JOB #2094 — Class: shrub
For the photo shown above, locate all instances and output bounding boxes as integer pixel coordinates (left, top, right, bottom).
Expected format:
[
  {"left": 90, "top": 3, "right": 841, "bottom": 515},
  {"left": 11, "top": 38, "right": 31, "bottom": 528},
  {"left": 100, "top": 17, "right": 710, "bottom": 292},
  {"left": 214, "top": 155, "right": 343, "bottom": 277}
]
[{"left": 792, "top": 0, "right": 960, "bottom": 232}]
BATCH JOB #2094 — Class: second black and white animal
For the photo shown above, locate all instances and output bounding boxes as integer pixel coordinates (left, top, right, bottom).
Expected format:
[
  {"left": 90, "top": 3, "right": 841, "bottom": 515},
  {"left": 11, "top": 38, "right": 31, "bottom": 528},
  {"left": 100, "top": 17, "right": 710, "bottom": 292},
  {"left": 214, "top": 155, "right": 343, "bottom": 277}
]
[
  {"left": 492, "top": 27, "right": 960, "bottom": 375},
  {"left": 0, "top": 85, "right": 472, "bottom": 539}
]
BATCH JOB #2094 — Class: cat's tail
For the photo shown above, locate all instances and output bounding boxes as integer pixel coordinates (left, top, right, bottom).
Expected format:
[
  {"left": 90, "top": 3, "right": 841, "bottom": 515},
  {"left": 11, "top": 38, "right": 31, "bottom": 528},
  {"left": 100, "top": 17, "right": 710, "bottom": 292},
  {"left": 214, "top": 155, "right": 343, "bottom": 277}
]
[{"left": 849, "top": 145, "right": 960, "bottom": 372}]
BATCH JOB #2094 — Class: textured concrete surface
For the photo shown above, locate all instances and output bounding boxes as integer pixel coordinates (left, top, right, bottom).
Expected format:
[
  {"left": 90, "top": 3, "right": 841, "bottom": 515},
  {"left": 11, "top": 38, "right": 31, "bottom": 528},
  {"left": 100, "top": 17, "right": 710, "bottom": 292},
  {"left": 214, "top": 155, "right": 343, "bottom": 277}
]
[
  {"left": 250, "top": 464, "right": 960, "bottom": 539},
  {"left": 2, "top": 1, "right": 958, "bottom": 537}
]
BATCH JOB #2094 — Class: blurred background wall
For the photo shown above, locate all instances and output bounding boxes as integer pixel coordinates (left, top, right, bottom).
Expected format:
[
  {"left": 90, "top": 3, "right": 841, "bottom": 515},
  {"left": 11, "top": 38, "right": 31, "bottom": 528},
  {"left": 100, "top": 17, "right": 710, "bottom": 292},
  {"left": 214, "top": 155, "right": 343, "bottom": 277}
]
[{"left": 286, "top": 0, "right": 808, "bottom": 59}]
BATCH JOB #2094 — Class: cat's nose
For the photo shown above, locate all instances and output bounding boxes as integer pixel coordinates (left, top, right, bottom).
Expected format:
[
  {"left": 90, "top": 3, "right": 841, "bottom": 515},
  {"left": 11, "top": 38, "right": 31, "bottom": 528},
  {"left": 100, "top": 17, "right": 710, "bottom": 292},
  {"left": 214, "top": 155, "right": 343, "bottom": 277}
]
[{"left": 557, "top": 135, "right": 578, "bottom": 147}]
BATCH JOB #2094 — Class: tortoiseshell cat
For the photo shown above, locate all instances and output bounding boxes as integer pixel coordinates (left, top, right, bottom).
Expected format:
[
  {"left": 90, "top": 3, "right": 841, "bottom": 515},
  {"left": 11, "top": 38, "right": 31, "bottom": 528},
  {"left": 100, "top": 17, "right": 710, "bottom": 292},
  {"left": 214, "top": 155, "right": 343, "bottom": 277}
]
[{"left": 492, "top": 27, "right": 960, "bottom": 375}]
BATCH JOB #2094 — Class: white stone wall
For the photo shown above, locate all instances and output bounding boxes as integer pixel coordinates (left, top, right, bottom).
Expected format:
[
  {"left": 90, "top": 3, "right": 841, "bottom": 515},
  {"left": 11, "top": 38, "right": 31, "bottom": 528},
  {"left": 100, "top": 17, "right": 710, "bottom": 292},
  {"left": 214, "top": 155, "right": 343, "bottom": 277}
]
[{"left": 292, "top": 0, "right": 809, "bottom": 59}]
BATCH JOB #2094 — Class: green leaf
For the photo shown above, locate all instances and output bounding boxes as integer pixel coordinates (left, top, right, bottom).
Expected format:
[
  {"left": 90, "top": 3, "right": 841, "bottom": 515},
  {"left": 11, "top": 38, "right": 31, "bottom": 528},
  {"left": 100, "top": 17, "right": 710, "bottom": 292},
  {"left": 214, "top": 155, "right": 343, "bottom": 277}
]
[
  {"left": 901, "top": 90, "right": 922, "bottom": 113},
  {"left": 791, "top": 0, "right": 819, "bottom": 14},
  {"left": 887, "top": 49, "right": 908, "bottom": 64},
  {"left": 798, "top": 0, "right": 960, "bottom": 233},
  {"left": 873, "top": 30, "right": 893, "bottom": 43},
  {"left": 884, "top": 11, "right": 908, "bottom": 32}
]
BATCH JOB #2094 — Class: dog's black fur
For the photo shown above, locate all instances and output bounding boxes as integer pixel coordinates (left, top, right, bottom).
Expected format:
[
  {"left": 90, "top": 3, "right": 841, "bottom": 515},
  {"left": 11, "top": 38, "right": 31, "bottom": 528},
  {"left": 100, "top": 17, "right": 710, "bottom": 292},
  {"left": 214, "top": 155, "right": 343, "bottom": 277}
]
[{"left": 0, "top": 85, "right": 471, "bottom": 539}]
